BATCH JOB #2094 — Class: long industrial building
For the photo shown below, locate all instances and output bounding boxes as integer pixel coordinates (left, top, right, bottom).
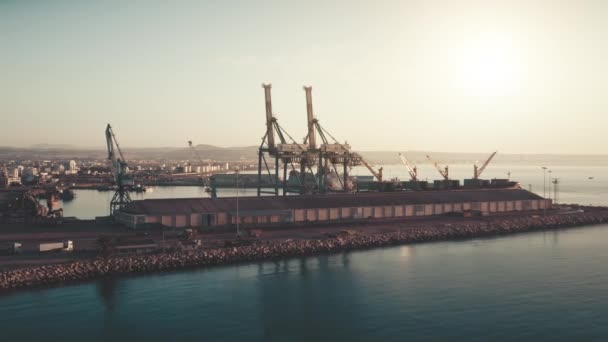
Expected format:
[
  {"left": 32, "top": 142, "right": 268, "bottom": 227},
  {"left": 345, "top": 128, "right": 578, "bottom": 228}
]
[{"left": 116, "top": 189, "right": 551, "bottom": 229}]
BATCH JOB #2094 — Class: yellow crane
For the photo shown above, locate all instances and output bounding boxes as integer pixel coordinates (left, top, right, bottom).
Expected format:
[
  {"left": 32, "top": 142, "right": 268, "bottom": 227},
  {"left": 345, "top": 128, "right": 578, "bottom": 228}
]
[
  {"left": 356, "top": 154, "right": 383, "bottom": 182},
  {"left": 398, "top": 153, "right": 418, "bottom": 181},
  {"left": 426, "top": 155, "right": 449, "bottom": 180},
  {"left": 474, "top": 151, "right": 497, "bottom": 179}
]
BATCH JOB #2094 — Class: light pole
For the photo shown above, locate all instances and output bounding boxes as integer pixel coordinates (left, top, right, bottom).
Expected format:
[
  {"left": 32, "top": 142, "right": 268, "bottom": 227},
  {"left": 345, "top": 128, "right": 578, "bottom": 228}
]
[
  {"left": 541, "top": 166, "right": 547, "bottom": 197},
  {"left": 552, "top": 178, "right": 559, "bottom": 204},
  {"left": 548, "top": 170, "right": 552, "bottom": 199},
  {"left": 235, "top": 169, "right": 240, "bottom": 237}
]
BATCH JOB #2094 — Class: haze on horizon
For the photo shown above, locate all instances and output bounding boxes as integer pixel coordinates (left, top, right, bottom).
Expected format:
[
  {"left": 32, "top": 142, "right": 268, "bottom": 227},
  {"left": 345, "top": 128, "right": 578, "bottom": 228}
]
[{"left": 1, "top": 0, "right": 607, "bottom": 154}]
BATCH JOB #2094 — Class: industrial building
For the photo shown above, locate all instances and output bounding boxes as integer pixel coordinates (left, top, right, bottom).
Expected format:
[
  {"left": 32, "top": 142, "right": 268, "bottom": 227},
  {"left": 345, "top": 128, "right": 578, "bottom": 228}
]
[{"left": 116, "top": 189, "right": 551, "bottom": 229}]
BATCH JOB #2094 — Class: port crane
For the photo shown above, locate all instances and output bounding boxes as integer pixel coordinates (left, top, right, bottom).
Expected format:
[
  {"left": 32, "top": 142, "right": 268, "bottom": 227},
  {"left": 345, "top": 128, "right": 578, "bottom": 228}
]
[
  {"left": 426, "top": 155, "right": 449, "bottom": 180},
  {"left": 358, "top": 156, "right": 383, "bottom": 182},
  {"left": 105, "top": 124, "right": 133, "bottom": 216},
  {"left": 257, "top": 83, "right": 309, "bottom": 196},
  {"left": 398, "top": 153, "right": 418, "bottom": 181},
  {"left": 473, "top": 151, "right": 497, "bottom": 179}
]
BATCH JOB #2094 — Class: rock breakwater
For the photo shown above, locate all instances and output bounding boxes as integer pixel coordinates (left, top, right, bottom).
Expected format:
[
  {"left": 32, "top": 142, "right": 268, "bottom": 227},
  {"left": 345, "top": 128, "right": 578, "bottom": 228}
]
[{"left": 2, "top": 210, "right": 608, "bottom": 291}]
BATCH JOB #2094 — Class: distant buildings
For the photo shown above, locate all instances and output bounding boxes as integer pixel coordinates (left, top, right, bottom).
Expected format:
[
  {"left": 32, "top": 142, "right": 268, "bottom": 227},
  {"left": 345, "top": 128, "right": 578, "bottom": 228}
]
[
  {"left": 69, "top": 160, "right": 77, "bottom": 173},
  {"left": 0, "top": 167, "right": 21, "bottom": 187}
]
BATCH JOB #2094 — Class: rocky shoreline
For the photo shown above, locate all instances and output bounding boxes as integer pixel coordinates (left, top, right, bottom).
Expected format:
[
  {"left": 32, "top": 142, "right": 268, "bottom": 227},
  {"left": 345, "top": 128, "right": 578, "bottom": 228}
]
[{"left": 2, "top": 210, "right": 608, "bottom": 291}]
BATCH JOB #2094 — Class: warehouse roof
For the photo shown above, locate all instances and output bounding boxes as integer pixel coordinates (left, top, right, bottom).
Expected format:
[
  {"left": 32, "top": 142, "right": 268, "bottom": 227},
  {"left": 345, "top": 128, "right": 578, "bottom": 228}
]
[{"left": 121, "top": 189, "right": 543, "bottom": 215}]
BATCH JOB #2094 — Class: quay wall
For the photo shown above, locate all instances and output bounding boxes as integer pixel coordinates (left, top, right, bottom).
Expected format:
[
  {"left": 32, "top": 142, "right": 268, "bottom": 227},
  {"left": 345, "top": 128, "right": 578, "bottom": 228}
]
[{"left": 2, "top": 209, "right": 608, "bottom": 291}]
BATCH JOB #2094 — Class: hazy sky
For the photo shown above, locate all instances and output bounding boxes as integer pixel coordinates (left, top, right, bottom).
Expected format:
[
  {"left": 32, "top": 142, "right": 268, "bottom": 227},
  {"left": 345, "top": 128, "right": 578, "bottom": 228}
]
[{"left": 1, "top": 0, "right": 607, "bottom": 153}]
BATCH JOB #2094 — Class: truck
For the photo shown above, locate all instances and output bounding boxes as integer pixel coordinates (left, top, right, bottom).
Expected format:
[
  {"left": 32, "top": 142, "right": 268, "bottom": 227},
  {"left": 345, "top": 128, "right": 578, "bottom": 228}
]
[
  {"left": 39, "top": 240, "right": 73, "bottom": 253},
  {"left": 0, "top": 242, "right": 22, "bottom": 255}
]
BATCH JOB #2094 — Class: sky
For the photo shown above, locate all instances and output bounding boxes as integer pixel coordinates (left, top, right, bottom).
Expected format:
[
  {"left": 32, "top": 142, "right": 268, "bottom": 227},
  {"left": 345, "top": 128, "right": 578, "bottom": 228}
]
[{"left": 1, "top": 0, "right": 607, "bottom": 153}]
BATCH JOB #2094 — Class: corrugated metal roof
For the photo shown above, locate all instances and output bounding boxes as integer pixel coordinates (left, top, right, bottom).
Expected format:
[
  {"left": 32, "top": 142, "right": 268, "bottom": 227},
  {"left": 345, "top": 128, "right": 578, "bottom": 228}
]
[{"left": 122, "top": 189, "right": 543, "bottom": 215}]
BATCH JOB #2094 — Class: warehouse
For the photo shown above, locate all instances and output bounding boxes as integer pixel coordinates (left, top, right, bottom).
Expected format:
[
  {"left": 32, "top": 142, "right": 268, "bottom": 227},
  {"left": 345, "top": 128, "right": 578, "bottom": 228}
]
[{"left": 116, "top": 189, "right": 551, "bottom": 229}]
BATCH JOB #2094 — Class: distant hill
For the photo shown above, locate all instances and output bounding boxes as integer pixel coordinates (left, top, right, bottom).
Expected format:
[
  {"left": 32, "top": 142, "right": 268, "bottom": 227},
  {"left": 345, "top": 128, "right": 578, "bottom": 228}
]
[
  {"left": 28, "top": 143, "right": 90, "bottom": 150},
  {"left": 355, "top": 151, "right": 608, "bottom": 166},
  {"left": 165, "top": 145, "right": 259, "bottom": 161},
  {"left": 0, "top": 145, "right": 259, "bottom": 162},
  {"left": 1, "top": 145, "right": 608, "bottom": 165}
]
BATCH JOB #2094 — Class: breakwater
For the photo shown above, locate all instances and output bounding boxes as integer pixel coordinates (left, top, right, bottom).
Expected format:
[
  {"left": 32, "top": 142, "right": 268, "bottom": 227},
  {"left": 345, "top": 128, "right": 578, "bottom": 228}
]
[{"left": 2, "top": 210, "right": 608, "bottom": 291}]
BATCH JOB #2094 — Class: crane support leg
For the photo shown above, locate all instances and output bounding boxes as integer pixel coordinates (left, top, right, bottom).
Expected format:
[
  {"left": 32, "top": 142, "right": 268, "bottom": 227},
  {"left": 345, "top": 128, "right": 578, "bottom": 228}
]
[
  {"left": 317, "top": 155, "right": 324, "bottom": 193},
  {"left": 300, "top": 162, "right": 306, "bottom": 194},
  {"left": 257, "top": 148, "right": 263, "bottom": 196},
  {"left": 283, "top": 160, "right": 288, "bottom": 196},
  {"left": 343, "top": 162, "right": 348, "bottom": 192},
  {"left": 274, "top": 156, "right": 279, "bottom": 196}
]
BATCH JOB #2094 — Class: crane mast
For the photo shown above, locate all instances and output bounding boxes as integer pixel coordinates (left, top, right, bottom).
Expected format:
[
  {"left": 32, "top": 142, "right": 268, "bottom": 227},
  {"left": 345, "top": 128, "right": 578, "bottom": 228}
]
[
  {"left": 399, "top": 153, "right": 418, "bottom": 181},
  {"left": 474, "top": 151, "right": 497, "bottom": 179},
  {"left": 426, "top": 155, "right": 449, "bottom": 180},
  {"left": 106, "top": 124, "right": 132, "bottom": 216}
]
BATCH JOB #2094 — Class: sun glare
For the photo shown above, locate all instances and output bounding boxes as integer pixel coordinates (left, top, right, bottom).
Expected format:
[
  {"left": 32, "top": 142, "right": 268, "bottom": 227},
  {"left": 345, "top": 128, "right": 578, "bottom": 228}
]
[{"left": 450, "top": 39, "right": 520, "bottom": 97}]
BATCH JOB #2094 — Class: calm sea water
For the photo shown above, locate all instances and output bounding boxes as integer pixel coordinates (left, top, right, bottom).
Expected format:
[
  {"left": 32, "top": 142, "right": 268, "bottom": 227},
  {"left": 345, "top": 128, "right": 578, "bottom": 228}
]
[
  {"left": 5, "top": 163, "right": 607, "bottom": 340},
  {"left": 0, "top": 225, "right": 607, "bottom": 341}
]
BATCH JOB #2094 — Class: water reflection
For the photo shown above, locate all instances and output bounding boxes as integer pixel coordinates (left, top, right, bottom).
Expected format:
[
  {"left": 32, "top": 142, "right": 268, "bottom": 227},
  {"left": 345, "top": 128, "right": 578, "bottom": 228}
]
[
  {"left": 342, "top": 252, "right": 351, "bottom": 268},
  {"left": 400, "top": 245, "right": 415, "bottom": 260},
  {"left": 299, "top": 258, "right": 309, "bottom": 277},
  {"left": 255, "top": 253, "right": 362, "bottom": 340},
  {"left": 96, "top": 277, "right": 119, "bottom": 311},
  {"left": 541, "top": 230, "right": 561, "bottom": 247}
]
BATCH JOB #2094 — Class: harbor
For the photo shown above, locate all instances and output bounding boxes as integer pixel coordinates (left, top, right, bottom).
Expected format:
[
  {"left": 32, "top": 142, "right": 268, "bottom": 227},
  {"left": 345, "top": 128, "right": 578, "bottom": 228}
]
[{"left": 3, "top": 1, "right": 608, "bottom": 340}]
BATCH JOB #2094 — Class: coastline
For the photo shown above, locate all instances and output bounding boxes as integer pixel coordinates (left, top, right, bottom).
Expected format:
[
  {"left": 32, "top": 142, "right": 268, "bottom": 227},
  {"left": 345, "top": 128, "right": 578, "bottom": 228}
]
[{"left": 2, "top": 209, "right": 608, "bottom": 292}]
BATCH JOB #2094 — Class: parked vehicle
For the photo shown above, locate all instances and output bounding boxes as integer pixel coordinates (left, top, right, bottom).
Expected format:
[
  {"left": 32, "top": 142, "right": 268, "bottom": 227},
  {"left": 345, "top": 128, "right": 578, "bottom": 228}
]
[
  {"left": 39, "top": 240, "right": 73, "bottom": 253},
  {"left": 0, "top": 242, "right": 22, "bottom": 255}
]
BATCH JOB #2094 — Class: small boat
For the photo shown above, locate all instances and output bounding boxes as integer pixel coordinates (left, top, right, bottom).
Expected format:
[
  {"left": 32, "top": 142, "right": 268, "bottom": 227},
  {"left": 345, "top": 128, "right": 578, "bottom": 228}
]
[
  {"left": 60, "top": 189, "right": 75, "bottom": 201},
  {"left": 132, "top": 184, "right": 147, "bottom": 193},
  {"left": 589, "top": 177, "right": 594, "bottom": 180}
]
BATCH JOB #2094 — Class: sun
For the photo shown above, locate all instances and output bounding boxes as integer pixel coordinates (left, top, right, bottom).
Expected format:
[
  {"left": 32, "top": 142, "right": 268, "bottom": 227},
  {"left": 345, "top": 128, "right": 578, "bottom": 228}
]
[{"left": 450, "top": 38, "right": 520, "bottom": 97}]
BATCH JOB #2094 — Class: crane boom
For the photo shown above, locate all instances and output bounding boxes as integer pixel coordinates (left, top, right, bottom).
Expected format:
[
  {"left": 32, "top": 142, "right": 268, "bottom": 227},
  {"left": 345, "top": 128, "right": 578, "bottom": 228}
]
[
  {"left": 313, "top": 123, "right": 380, "bottom": 182},
  {"left": 357, "top": 155, "right": 383, "bottom": 182},
  {"left": 474, "top": 151, "right": 497, "bottom": 179},
  {"left": 105, "top": 124, "right": 120, "bottom": 183},
  {"left": 426, "top": 155, "right": 449, "bottom": 180},
  {"left": 398, "top": 153, "right": 418, "bottom": 181},
  {"left": 106, "top": 124, "right": 126, "bottom": 163}
]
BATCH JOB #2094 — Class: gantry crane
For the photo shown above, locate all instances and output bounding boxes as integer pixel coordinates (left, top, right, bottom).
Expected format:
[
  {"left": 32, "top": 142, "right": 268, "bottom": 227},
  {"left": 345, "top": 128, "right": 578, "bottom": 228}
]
[
  {"left": 473, "top": 151, "right": 497, "bottom": 179},
  {"left": 398, "top": 153, "right": 418, "bottom": 181},
  {"left": 426, "top": 155, "right": 449, "bottom": 180},
  {"left": 257, "top": 83, "right": 308, "bottom": 196},
  {"left": 106, "top": 124, "right": 133, "bottom": 216}
]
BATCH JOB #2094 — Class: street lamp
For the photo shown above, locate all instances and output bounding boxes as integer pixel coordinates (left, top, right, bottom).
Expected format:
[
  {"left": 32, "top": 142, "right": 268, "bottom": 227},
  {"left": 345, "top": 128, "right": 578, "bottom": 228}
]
[
  {"left": 552, "top": 178, "right": 560, "bottom": 204},
  {"left": 541, "top": 167, "right": 547, "bottom": 197},
  {"left": 235, "top": 169, "right": 240, "bottom": 237},
  {"left": 548, "top": 170, "right": 552, "bottom": 199}
]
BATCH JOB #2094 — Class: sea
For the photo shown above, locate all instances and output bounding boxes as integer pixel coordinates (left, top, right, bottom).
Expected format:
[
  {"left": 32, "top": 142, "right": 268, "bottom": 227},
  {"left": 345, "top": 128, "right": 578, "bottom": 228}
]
[{"left": 2, "top": 163, "right": 607, "bottom": 341}]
